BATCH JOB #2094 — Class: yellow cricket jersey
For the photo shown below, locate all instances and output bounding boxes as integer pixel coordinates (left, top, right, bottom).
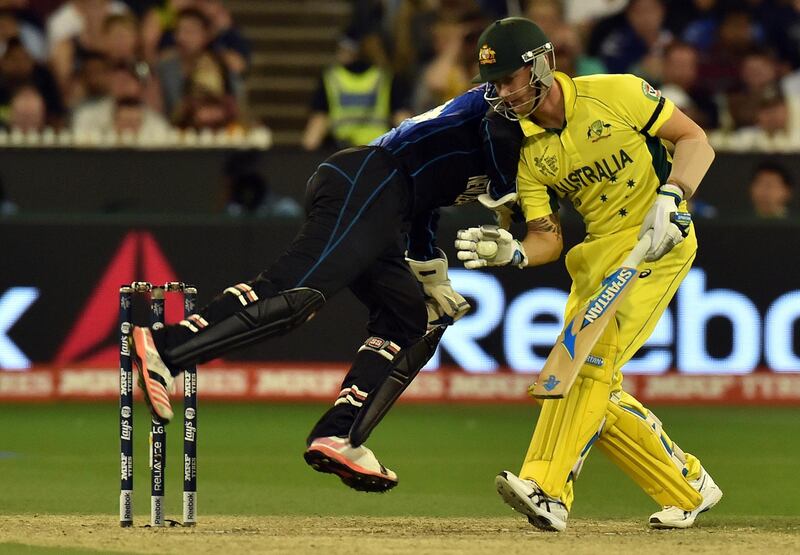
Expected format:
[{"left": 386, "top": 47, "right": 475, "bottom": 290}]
[{"left": 517, "top": 72, "right": 676, "bottom": 238}]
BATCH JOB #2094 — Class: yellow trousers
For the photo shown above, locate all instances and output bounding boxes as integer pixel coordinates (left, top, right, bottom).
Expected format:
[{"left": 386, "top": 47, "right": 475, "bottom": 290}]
[{"left": 519, "top": 226, "right": 703, "bottom": 511}]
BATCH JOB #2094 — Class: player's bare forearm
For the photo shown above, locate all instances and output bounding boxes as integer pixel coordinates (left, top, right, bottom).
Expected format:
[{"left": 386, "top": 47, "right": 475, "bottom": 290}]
[
  {"left": 656, "top": 107, "right": 715, "bottom": 198},
  {"left": 520, "top": 213, "right": 563, "bottom": 267}
]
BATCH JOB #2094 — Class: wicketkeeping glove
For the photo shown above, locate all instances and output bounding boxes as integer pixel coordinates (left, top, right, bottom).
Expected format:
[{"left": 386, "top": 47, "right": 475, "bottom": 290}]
[
  {"left": 454, "top": 225, "right": 528, "bottom": 269},
  {"left": 638, "top": 183, "right": 692, "bottom": 262},
  {"left": 406, "top": 248, "right": 471, "bottom": 327},
  {"left": 477, "top": 190, "right": 517, "bottom": 230}
]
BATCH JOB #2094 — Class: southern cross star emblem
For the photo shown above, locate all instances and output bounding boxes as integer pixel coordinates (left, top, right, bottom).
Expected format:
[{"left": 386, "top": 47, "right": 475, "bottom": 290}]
[
  {"left": 618, "top": 208, "right": 628, "bottom": 217},
  {"left": 609, "top": 175, "right": 618, "bottom": 183},
  {"left": 600, "top": 194, "right": 608, "bottom": 202},
  {"left": 627, "top": 179, "right": 635, "bottom": 188}
]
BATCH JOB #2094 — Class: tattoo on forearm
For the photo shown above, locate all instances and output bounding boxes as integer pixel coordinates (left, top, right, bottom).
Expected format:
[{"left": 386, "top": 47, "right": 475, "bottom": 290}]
[{"left": 527, "top": 214, "right": 562, "bottom": 240}]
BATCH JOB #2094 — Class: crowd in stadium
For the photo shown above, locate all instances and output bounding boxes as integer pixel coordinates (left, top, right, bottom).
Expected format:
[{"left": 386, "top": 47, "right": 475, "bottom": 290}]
[
  {"left": 0, "top": 0, "right": 794, "bottom": 217},
  {"left": 0, "top": 0, "right": 249, "bottom": 136},
  {"left": 330, "top": 0, "right": 800, "bottom": 153},
  {"left": 301, "top": 0, "right": 795, "bottom": 218}
]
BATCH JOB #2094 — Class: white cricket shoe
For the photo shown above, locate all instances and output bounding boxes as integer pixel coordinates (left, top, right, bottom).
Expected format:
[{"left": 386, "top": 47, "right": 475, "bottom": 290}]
[
  {"left": 649, "top": 467, "right": 723, "bottom": 529},
  {"left": 495, "top": 470, "right": 569, "bottom": 532},
  {"left": 304, "top": 436, "right": 398, "bottom": 493}
]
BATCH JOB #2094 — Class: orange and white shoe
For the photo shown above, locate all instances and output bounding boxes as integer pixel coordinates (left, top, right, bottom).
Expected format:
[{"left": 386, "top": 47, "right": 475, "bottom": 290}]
[
  {"left": 131, "top": 326, "right": 175, "bottom": 424},
  {"left": 304, "top": 436, "right": 398, "bottom": 493}
]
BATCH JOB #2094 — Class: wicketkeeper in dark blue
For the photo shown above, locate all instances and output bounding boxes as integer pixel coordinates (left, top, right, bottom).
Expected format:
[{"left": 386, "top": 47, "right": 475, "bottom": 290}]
[{"left": 130, "top": 86, "right": 523, "bottom": 492}]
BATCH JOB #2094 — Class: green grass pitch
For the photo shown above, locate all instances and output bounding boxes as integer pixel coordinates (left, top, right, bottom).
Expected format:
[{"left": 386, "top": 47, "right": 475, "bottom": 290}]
[{"left": 1, "top": 403, "right": 798, "bottom": 519}]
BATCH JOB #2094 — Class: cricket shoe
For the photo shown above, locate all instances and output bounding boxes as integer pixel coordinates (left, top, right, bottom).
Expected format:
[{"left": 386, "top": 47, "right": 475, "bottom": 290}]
[
  {"left": 495, "top": 471, "right": 568, "bottom": 532},
  {"left": 649, "top": 467, "right": 723, "bottom": 529},
  {"left": 131, "top": 326, "right": 175, "bottom": 424},
  {"left": 304, "top": 436, "right": 398, "bottom": 493}
]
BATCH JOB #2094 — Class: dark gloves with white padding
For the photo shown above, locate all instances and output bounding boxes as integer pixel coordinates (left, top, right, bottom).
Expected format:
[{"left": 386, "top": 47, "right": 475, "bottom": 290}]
[{"left": 405, "top": 248, "right": 471, "bottom": 327}]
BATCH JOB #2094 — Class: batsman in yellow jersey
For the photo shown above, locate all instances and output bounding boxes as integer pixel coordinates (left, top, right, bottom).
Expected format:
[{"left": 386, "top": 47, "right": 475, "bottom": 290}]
[{"left": 455, "top": 18, "right": 722, "bottom": 531}]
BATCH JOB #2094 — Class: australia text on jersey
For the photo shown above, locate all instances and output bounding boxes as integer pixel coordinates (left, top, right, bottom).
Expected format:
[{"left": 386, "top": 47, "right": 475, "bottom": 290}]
[{"left": 550, "top": 148, "right": 634, "bottom": 194}]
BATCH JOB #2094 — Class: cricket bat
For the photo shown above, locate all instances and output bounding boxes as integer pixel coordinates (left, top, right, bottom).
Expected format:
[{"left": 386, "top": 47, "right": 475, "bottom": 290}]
[{"left": 530, "top": 232, "right": 653, "bottom": 399}]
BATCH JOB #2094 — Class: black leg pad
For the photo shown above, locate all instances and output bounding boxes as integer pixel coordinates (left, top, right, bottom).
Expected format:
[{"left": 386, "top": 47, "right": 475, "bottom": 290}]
[
  {"left": 165, "top": 287, "right": 325, "bottom": 367},
  {"left": 348, "top": 325, "right": 445, "bottom": 447}
]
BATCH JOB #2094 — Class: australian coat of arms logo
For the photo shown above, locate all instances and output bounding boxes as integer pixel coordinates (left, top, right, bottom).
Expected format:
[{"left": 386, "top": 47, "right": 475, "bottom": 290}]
[
  {"left": 587, "top": 119, "right": 612, "bottom": 142},
  {"left": 479, "top": 44, "right": 496, "bottom": 65}
]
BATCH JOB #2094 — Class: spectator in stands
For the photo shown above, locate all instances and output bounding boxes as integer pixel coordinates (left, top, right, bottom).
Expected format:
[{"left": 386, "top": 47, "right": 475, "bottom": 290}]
[
  {"left": 174, "top": 90, "right": 240, "bottom": 132},
  {"left": 101, "top": 13, "right": 162, "bottom": 111},
  {"left": 112, "top": 95, "right": 144, "bottom": 134},
  {"left": 725, "top": 85, "right": 800, "bottom": 151},
  {"left": 72, "top": 61, "right": 170, "bottom": 136},
  {"left": 660, "top": 40, "right": 717, "bottom": 129},
  {"left": 564, "top": 0, "right": 626, "bottom": 30},
  {"left": 141, "top": 0, "right": 193, "bottom": 63},
  {"left": 584, "top": 1, "right": 630, "bottom": 59},
  {"left": 75, "top": 49, "right": 109, "bottom": 101},
  {"left": 0, "top": 7, "right": 46, "bottom": 61},
  {"left": 413, "top": 10, "right": 487, "bottom": 111},
  {"left": 748, "top": 160, "right": 794, "bottom": 218},
  {"left": 550, "top": 23, "right": 606, "bottom": 77},
  {"left": 675, "top": 0, "right": 722, "bottom": 53},
  {"left": 6, "top": 84, "right": 44, "bottom": 131},
  {"left": 195, "top": 0, "right": 250, "bottom": 79},
  {"left": 143, "top": 0, "right": 250, "bottom": 80},
  {"left": 156, "top": 7, "right": 236, "bottom": 119},
  {"left": 767, "top": 0, "right": 800, "bottom": 70},
  {"left": 0, "top": 37, "right": 64, "bottom": 126},
  {"left": 695, "top": 9, "right": 761, "bottom": 109},
  {"left": 726, "top": 49, "right": 781, "bottom": 130},
  {"left": 47, "top": 0, "right": 130, "bottom": 103},
  {"left": 524, "top": 0, "right": 563, "bottom": 40},
  {"left": 102, "top": 12, "right": 139, "bottom": 65},
  {"left": 596, "top": 0, "right": 672, "bottom": 79},
  {"left": 391, "top": 0, "right": 438, "bottom": 80},
  {"left": 302, "top": 35, "right": 410, "bottom": 151}
]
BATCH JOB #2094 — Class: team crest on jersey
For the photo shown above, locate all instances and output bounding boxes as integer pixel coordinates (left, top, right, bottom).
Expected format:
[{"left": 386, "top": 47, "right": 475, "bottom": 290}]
[
  {"left": 641, "top": 81, "right": 662, "bottom": 101},
  {"left": 587, "top": 119, "right": 612, "bottom": 142},
  {"left": 479, "top": 44, "right": 496, "bottom": 65},
  {"left": 534, "top": 145, "right": 559, "bottom": 177}
]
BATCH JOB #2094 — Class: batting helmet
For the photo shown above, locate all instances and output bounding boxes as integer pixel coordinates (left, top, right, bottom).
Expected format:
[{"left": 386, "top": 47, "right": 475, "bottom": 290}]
[{"left": 472, "top": 17, "right": 555, "bottom": 120}]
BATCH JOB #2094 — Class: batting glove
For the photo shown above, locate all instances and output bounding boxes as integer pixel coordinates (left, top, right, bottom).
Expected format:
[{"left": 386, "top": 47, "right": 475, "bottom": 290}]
[
  {"left": 638, "top": 184, "right": 692, "bottom": 262},
  {"left": 406, "top": 248, "right": 471, "bottom": 327},
  {"left": 454, "top": 225, "right": 528, "bottom": 269}
]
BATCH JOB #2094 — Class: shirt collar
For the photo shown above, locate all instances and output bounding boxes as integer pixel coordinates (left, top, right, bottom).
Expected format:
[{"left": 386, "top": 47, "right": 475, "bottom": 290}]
[{"left": 519, "top": 71, "right": 577, "bottom": 137}]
